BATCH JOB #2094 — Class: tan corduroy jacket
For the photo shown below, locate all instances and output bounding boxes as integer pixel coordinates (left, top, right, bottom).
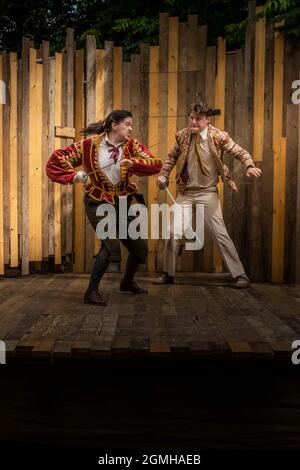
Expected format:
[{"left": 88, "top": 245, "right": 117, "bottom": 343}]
[{"left": 160, "top": 124, "right": 255, "bottom": 193}]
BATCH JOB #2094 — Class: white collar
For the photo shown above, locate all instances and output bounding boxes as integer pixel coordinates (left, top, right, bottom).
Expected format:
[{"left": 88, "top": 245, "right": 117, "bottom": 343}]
[
  {"left": 200, "top": 126, "right": 208, "bottom": 140},
  {"left": 105, "top": 134, "right": 124, "bottom": 147}
]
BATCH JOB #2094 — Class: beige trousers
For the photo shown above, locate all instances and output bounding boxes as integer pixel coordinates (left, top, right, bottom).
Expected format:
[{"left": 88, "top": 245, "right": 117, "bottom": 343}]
[{"left": 163, "top": 186, "right": 247, "bottom": 279}]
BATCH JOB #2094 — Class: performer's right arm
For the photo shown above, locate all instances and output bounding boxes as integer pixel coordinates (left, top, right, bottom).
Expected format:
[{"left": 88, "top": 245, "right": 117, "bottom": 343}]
[
  {"left": 157, "top": 133, "right": 181, "bottom": 189},
  {"left": 46, "top": 140, "right": 85, "bottom": 184}
]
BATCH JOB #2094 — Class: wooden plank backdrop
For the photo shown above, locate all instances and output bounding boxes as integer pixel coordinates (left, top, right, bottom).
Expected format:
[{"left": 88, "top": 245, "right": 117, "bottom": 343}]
[{"left": 0, "top": 1, "right": 299, "bottom": 282}]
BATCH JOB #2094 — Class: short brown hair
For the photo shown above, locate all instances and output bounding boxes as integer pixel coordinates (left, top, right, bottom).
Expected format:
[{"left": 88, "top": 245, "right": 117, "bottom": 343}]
[{"left": 189, "top": 102, "right": 213, "bottom": 117}]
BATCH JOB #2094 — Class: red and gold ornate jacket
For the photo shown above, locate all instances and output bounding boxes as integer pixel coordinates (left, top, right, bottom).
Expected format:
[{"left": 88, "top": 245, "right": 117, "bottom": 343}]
[{"left": 46, "top": 133, "right": 162, "bottom": 204}]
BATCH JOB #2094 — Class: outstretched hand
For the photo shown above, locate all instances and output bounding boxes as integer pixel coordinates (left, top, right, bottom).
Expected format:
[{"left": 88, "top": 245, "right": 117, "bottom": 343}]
[{"left": 246, "top": 167, "right": 262, "bottom": 178}]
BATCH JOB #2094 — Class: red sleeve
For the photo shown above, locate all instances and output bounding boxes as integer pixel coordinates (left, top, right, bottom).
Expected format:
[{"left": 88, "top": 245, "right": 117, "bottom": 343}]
[
  {"left": 46, "top": 140, "right": 84, "bottom": 185},
  {"left": 128, "top": 140, "right": 162, "bottom": 177}
]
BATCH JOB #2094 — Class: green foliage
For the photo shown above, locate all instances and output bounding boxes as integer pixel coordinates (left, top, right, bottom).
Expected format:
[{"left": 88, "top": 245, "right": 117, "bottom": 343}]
[
  {"left": 226, "top": 0, "right": 300, "bottom": 44},
  {"left": 1, "top": 0, "right": 299, "bottom": 56}
]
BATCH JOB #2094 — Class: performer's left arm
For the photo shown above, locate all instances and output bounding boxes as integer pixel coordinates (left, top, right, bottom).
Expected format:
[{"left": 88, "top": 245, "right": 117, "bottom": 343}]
[
  {"left": 122, "top": 139, "right": 162, "bottom": 176},
  {"left": 46, "top": 140, "right": 85, "bottom": 184},
  {"left": 217, "top": 132, "right": 262, "bottom": 178}
]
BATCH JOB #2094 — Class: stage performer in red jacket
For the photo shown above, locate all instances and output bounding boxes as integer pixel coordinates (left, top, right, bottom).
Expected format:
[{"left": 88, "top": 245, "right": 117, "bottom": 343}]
[{"left": 46, "top": 110, "right": 162, "bottom": 305}]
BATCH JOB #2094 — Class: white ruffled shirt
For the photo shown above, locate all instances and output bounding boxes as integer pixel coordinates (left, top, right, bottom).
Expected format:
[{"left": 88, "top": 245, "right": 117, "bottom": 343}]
[{"left": 98, "top": 134, "right": 124, "bottom": 185}]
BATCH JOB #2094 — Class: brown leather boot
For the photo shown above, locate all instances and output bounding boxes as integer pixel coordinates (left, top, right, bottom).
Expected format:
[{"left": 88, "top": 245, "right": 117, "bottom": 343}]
[{"left": 84, "top": 289, "right": 107, "bottom": 305}]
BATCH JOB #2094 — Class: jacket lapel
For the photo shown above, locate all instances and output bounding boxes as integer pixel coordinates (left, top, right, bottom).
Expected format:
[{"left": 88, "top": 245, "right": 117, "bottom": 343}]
[
  {"left": 207, "top": 125, "right": 225, "bottom": 177},
  {"left": 177, "top": 128, "right": 192, "bottom": 176}
]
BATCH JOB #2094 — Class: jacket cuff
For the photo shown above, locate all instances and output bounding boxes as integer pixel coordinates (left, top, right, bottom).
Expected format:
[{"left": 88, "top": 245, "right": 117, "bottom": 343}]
[{"left": 246, "top": 163, "right": 255, "bottom": 170}]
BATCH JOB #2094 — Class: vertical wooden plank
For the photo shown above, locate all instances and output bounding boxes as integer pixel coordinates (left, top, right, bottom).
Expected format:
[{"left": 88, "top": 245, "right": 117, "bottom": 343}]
[
  {"left": 35, "top": 61, "right": 43, "bottom": 262},
  {"left": 129, "top": 52, "right": 141, "bottom": 208},
  {"left": 157, "top": 12, "right": 169, "bottom": 272},
  {"left": 231, "top": 49, "right": 248, "bottom": 269},
  {"left": 104, "top": 41, "right": 114, "bottom": 117},
  {"left": 243, "top": 1, "right": 256, "bottom": 277},
  {"left": 187, "top": 15, "right": 198, "bottom": 71},
  {"left": 61, "top": 49, "right": 67, "bottom": 259},
  {"left": 120, "top": 59, "right": 131, "bottom": 272},
  {"left": 29, "top": 48, "right": 43, "bottom": 263},
  {"left": 284, "top": 104, "right": 298, "bottom": 282},
  {"left": 282, "top": 37, "right": 300, "bottom": 281},
  {"left": 180, "top": 16, "right": 194, "bottom": 273},
  {"left": 48, "top": 57, "right": 55, "bottom": 258},
  {"left": 202, "top": 45, "right": 217, "bottom": 273},
  {"left": 139, "top": 44, "right": 150, "bottom": 146},
  {"left": 214, "top": 39, "right": 226, "bottom": 140},
  {"left": 130, "top": 54, "right": 141, "bottom": 140},
  {"left": 176, "top": 21, "right": 187, "bottom": 270},
  {"left": 0, "top": 54, "right": 4, "bottom": 274},
  {"left": 272, "top": 20, "right": 285, "bottom": 283},
  {"left": 253, "top": 6, "right": 265, "bottom": 161},
  {"left": 65, "top": 29, "right": 75, "bottom": 260},
  {"left": 3, "top": 54, "right": 10, "bottom": 267},
  {"left": 147, "top": 46, "right": 159, "bottom": 272},
  {"left": 42, "top": 41, "right": 50, "bottom": 263},
  {"left": 296, "top": 75, "right": 300, "bottom": 282},
  {"left": 123, "top": 52, "right": 141, "bottom": 272},
  {"left": 196, "top": 25, "right": 207, "bottom": 103},
  {"left": 282, "top": 38, "right": 300, "bottom": 138},
  {"left": 261, "top": 23, "right": 275, "bottom": 282},
  {"left": 17, "top": 58, "right": 22, "bottom": 266},
  {"left": 247, "top": 5, "right": 265, "bottom": 281},
  {"left": 139, "top": 44, "right": 150, "bottom": 201},
  {"left": 73, "top": 49, "right": 85, "bottom": 273},
  {"left": 136, "top": 44, "right": 150, "bottom": 273},
  {"left": 54, "top": 52, "right": 62, "bottom": 266},
  {"left": 223, "top": 52, "right": 235, "bottom": 239},
  {"left": 272, "top": 137, "right": 286, "bottom": 282},
  {"left": 21, "top": 38, "right": 30, "bottom": 274},
  {"left": 244, "top": 0, "right": 256, "bottom": 153},
  {"left": 113, "top": 47, "right": 122, "bottom": 108},
  {"left": 105, "top": 41, "right": 122, "bottom": 269},
  {"left": 193, "top": 24, "right": 207, "bottom": 272},
  {"left": 186, "top": 15, "right": 198, "bottom": 109},
  {"left": 167, "top": 17, "right": 178, "bottom": 198},
  {"left": 85, "top": 35, "right": 97, "bottom": 272},
  {"left": 272, "top": 22, "right": 284, "bottom": 148},
  {"left": 177, "top": 22, "right": 188, "bottom": 132},
  {"left": 93, "top": 48, "right": 105, "bottom": 258},
  {"left": 96, "top": 49, "right": 105, "bottom": 120},
  {"left": 103, "top": 41, "right": 114, "bottom": 263},
  {"left": 9, "top": 52, "right": 18, "bottom": 267},
  {"left": 122, "top": 61, "right": 131, "bottom": 110},
  {"left": 213, "top": 37, "right": 226, "bottom": 272}
]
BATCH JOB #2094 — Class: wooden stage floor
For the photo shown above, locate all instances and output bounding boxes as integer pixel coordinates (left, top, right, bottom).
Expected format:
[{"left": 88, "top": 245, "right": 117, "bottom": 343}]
[
  {"left": 1, "top": 273, "right": 300, "bottom": 457},
  {"left": 0, "top": 272, "right": 299, "bottom": 362}
]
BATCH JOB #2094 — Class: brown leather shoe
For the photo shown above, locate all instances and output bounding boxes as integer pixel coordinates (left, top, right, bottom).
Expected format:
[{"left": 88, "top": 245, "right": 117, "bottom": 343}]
[
  {"left": 153, "top": 273, "right": 174, "bottom": 285},
  {"left": 84, "top": 289, "right": 107, "bottom": 305},
  {"left": 232, "top": 276, "right": 250, "bottom": 289},
  {"left": 119, "top": 280, "right": 148, "bottom": 294}
]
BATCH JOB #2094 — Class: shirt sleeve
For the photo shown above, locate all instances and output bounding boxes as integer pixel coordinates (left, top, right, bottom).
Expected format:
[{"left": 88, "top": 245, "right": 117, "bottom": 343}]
[{"left": 45, "top": 140, "right": 85, "bottom": 184}]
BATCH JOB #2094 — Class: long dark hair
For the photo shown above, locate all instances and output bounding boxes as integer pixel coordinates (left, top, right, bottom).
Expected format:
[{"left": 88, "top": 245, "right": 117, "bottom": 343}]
[{"left": 81, "top": 109, "right": 132, "bottom": 136}]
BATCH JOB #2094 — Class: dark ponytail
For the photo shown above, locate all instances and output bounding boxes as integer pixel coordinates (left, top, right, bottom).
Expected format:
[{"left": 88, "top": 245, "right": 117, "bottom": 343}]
[{"left": 81, "top": 109, "right": 132, "bottom": 136}]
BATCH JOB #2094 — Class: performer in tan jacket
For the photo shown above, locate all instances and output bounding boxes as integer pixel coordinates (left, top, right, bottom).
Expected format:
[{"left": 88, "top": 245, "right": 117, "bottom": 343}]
[{"left": 154, "top": 102, "right": 262, "bottom": 288}]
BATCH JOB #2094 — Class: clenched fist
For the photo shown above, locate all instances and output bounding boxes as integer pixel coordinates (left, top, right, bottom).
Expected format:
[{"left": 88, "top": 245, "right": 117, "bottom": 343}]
[{"left": 156, "top": 175, "right": 169, "bottom": 190}]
